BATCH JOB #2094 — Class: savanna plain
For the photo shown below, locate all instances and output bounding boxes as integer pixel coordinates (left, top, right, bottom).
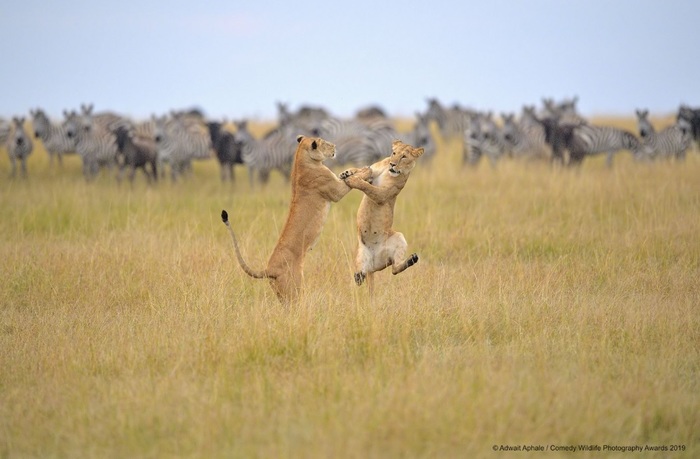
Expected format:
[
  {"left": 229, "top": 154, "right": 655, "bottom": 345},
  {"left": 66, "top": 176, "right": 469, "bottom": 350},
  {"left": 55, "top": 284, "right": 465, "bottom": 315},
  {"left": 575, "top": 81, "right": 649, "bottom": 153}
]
[{"left": 1, "top": 118, "right": 698, "bottom": 458}]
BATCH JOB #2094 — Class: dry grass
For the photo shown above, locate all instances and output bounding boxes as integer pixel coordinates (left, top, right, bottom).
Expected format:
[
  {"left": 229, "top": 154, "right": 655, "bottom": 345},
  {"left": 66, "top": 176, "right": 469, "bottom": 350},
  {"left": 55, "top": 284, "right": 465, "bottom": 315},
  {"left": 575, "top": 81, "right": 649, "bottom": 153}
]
[{"left": 1, "top": 119, "right": 699, "bottom": 458}]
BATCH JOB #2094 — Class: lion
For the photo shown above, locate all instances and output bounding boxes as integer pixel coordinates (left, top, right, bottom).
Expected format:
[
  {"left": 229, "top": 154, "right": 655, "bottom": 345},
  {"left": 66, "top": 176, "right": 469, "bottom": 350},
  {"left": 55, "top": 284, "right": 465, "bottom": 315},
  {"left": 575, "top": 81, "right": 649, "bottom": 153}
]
[
  {"left": 221, "top": 135, "right": 359, "bottom": 304},
  {"left": 340, "top": 139, "right": 424, "bottom": 295}
]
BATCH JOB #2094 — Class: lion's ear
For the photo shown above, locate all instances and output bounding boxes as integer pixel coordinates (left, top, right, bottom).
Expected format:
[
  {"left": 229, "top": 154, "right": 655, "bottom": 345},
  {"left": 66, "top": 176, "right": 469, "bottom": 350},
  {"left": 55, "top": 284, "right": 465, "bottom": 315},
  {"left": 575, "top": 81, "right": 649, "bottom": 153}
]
[
  {"left": 311, "top": 140, "right": 317, "bottom": 150},
  {"left": 412, "top": 147, "right": 425, "bottom": 158},
  {"left": 297, "top": 135, "right": 304, "bottom": 143}
]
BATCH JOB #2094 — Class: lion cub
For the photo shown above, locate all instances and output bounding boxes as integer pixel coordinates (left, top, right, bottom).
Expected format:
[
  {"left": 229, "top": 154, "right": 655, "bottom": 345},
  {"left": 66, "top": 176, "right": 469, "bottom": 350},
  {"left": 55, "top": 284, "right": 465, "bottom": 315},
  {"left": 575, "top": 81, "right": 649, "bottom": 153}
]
[
  {"left": 222, "top": 135, "right": 353, "bottom": 304},
  {"left": 340, "top": 140, "right": 424, "bottom": 295}
]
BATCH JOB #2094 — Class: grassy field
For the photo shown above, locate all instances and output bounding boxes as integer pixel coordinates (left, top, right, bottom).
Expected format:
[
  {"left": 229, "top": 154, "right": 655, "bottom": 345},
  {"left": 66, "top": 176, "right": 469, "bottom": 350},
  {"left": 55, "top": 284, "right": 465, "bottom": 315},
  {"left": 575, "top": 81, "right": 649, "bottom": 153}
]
[{"left": 1, "top": 119, "right": 699, "bottom": 458}]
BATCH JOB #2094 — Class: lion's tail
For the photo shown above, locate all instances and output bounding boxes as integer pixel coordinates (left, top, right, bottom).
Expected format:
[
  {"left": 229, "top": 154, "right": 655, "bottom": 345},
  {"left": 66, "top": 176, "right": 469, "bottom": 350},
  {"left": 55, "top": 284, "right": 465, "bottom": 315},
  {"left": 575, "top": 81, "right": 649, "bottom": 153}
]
[{"left": 221, "top": 210, "right": 273, "bottom": 280}]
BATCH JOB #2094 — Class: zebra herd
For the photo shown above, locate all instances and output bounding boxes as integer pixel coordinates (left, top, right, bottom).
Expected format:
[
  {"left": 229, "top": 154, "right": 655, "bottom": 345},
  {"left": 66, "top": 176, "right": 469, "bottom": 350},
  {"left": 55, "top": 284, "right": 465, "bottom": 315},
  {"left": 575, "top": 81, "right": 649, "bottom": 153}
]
[
  {"left": 1, "top": 98, "right": 699, "bottom": 182},
  {"left": 425, "top": 97, "right": 699, "bottom": 168}
]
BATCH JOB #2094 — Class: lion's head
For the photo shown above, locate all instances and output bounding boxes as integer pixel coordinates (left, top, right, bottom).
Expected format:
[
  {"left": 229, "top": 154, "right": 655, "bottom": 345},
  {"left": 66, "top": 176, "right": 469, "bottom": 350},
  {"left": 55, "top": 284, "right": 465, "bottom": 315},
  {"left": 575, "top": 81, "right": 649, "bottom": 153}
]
[
  {"left": 388, "top": 140, "right": 424, "bottom": 177},
  {"left": 296, "top": 135, "right": 336, "bottom": 162}
]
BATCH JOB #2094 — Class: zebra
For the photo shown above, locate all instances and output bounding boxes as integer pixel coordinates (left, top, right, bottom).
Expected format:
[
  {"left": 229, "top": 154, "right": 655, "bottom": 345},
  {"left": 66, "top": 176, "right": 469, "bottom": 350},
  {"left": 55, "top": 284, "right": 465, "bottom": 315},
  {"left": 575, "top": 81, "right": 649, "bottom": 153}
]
[
  {"left": 207, "top": 120, "right": 243, "bottom": 182},
  {"left": 312, "top": 116, "right": 394, "bottom": 168},
  {"left": 114, "top": 126, "right": 158, "bottom": 185},
  {"left": 232, "top": 120, "right": 298, "bottom": 188},
  {"left": 424, "top": 98, "right": 470, "bottom": 142},
  {"left": 63, "top": 108, "right": 119, "bottom": 181},
  {"left": 0, "top": 118, "right": 9, "bottom": 149},
  {"left": 568, "top": 123, "right": 642, "bottom": 167},
  {"left": 30, "top": 108, "right": 76, "bottom": 168},
  {"left": 540, "top": 96, "right": 587, "bottom": 125},
  {"left": 635, "top": 109, "right": 691, "bottom": 161},
  {"left": 355, "top": 105, "right": 387, "bottom": 121},
  {"left": 464, "top": 111, "right": 505, "bottom": 167},
  {"left": 500, "top": 112, "right": 549, "bottom": 161},
  {"left": 152, "top": 114, "right": 213, "bottom": 182},
  {"left": 677, "top": 105, "right": 700, "bottom": 152},
  {"left": 6, "top": 117, "right": 34, "bottom": 178},
  {"left": 276, "top": 102, "right": 329, "bottom": 134}
]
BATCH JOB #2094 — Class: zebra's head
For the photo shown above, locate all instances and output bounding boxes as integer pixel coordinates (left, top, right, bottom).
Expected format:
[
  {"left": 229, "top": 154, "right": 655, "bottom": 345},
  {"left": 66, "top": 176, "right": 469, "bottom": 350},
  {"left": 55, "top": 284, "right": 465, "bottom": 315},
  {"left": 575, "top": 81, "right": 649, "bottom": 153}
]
[
  {"left": 11, "top": 117, "right": 28, "bottom": 146},
  {"left": 501, "top": 113, "right": 518, "bottom": 144},
  {"left": 152, "top": 115, "right": 169, "bottom": 144},
  {"left": 635, "top": 109, "right": 653, "bottom": 138},
  {"left": 232, "top": 120, "right": 254, "bottom": 146},
  {"left": 62, "top": 110, "right": 81, "bottom": 141},
  {"left": 30, "top": 109, "right": 49, "bottom": 139}
]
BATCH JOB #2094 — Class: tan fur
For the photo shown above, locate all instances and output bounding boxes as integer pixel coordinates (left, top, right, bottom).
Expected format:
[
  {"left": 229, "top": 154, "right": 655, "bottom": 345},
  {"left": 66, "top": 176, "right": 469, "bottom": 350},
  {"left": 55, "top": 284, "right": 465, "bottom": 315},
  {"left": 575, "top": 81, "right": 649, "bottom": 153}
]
[
  {"left": 341, "top": 140, "right": 424, "bottom": 295},
  {"left": 222, "top": 135, "right": 357, "bottom": 304}
]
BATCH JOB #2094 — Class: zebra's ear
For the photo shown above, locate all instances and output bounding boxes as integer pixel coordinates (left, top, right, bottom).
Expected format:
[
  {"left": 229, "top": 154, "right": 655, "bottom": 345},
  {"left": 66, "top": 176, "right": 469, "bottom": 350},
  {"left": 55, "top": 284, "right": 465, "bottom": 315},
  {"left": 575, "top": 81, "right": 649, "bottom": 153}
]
[
  {"left": 311, "top": 140, "right": 317, "bottom": 150},
  {"left": 296, "top": 135, "right": 304, "bottom": 144}
]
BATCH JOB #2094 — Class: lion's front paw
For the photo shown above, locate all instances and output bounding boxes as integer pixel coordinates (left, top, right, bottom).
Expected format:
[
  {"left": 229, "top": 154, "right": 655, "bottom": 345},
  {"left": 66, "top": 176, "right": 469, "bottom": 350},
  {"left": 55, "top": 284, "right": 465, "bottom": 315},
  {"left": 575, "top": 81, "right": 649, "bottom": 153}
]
[
  {"left": 354, "top": 272, "right": 366, "bottom": 286},
  {"left": 406, "top": 253, "right": 419, "bottom": 267},
  {"left": 339, "top": 169, "right": 355, "bottom": 180}
]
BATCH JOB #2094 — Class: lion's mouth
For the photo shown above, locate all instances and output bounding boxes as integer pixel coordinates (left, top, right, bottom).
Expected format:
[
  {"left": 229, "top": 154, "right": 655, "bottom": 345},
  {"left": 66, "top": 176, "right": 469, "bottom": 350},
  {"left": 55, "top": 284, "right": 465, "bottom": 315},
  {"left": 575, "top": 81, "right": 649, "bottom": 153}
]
[{"left": 389, "top": 166, "right": 399, "bottom": 176}]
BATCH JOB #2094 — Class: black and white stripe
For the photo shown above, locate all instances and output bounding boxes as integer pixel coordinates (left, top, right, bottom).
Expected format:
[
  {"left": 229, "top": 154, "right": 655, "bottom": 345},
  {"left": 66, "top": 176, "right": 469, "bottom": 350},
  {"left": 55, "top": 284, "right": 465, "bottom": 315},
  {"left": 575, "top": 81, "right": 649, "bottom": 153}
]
[
  {"left": 677, "top": 105, "right": 700, "bottom": 153},
  {"left": 313, "top": 116, "right": 394, "bottom": 168},
  {"left": 464, "top": 111, "right": 505, "bottom": 167},
  {"left": 636, "top": 109, "right": 691, "bottom": 161},
  {"left": 62, "top": 108, "right": 118, "bottom": 180},
  {"left": 569, "top": 123, "right": 641, "bottom": 166},
  {"left": 153, "top": 114, "right": 213, "bottom": 182},
  {"left": 6, "top": 117, "right": 34, "bottom": 178},
  {"left": 31, "top": 108, "right": 76, "bottom": 168},
  {"left": 500, "top": 112, "right": 549, "bottom": 161},
  {"left": 233, "top": 120, "right": 298, "bottom": 187}
]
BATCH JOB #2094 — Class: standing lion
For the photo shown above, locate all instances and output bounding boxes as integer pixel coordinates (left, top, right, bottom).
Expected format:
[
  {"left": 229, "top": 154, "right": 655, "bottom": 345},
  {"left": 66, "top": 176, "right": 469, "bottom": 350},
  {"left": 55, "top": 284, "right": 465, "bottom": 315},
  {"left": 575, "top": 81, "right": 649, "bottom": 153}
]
[
  {"left": 222, "top": 135, "right": 357, "bottom": 304},
  {"left": 340, "top": 140, "right": 424, "bottom": 295}
]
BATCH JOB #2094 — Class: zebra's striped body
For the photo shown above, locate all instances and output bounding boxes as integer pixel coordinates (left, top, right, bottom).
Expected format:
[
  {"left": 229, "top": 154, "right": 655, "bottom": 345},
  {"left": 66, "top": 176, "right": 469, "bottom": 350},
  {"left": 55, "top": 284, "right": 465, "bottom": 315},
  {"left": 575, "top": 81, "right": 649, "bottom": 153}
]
[
  {"left": 30, "top": 108, "right": 76, "bottom": 167},
  {"left": 153, "top": 114, "right": 213, "bottom": 182},
  {"left": 635, "top": 109, "right": 691, "bottom": 161},
  {"left": 501, "top": 112, "right": 549, "bottom": 161},
  {"left": 464, "top": 112, "right": 505, "bottom": 167},
  {"left": 63, "top": 109, "right": 119, "bottom": 181},
  {"left": 677, "top": 105, "right": 700, "bottom": 151},
  {"left": 0, "top": 118, "right": 9, "bottom": 147},
  {"left": 314, "top": 116, "right": 394, "bottom": 168},
  {"left": 570, "top": 124, "right": 641, "bottom": 166},
  {"left": 6, "top": 117, "right": 34, "bottom": 178},
  {"left": 233, "top": 120, "right": 298, "bottom": 187},
  {"left": 424, "top": 98, "right": 469, "bottom": 141}
]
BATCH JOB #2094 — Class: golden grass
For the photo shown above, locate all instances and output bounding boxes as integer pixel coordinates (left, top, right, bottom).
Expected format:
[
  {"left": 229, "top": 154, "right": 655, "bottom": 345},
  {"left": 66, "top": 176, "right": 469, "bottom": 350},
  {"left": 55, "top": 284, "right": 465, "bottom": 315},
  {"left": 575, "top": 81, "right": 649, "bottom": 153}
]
[{"left": 1, "top": 119, "right": 699, "bottom": 458}]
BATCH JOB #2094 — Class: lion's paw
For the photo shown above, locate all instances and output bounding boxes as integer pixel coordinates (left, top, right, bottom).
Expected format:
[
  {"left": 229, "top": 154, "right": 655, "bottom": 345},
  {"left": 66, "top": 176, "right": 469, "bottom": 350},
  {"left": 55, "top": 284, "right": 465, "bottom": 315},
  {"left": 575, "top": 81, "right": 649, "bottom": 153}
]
[
  {"left": 354, "top": 272, "right": 366, "bottom": 286},
  {"left": 406, "top": 253, "right": 419, "bottom": 267}
]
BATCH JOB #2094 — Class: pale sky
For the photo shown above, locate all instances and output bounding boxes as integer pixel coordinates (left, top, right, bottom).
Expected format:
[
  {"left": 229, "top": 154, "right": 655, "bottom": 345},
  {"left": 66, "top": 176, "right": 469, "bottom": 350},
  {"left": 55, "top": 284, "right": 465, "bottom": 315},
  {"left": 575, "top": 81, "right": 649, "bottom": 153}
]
[{"left": 1, "top": 0, "right": 698, "bottom": 121}]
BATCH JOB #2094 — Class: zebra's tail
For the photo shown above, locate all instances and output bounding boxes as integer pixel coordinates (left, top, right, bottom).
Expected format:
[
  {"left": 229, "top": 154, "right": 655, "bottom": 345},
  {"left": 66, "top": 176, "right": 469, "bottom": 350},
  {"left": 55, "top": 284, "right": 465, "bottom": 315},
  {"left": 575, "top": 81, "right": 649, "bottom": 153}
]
[{"left": 220, "top": 210, "right": 273, "bottom": 280}]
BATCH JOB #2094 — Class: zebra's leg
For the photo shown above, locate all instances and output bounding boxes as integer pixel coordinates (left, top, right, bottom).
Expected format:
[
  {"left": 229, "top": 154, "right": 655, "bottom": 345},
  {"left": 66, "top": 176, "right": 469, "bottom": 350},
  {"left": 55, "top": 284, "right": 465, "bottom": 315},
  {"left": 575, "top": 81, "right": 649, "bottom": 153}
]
[
  {"left": 605, "top": 151, "right": 614, "bottom": 168},
  {"left": 258, "top": 169, "right": 270, "bottom": 185},
  {"left": 247, "top": 166, "right": 255, "bottom": 189},
  {"left": 9, "top": 156, "right": 17, "bottom": 178},
  {"left": 21, "top": 156, "right": 28, "bottom": 178}
]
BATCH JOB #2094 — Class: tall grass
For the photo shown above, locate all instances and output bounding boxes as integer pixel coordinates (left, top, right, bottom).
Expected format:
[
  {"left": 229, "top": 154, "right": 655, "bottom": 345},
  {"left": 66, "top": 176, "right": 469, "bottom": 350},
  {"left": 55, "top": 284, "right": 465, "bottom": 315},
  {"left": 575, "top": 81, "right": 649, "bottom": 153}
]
[{"left": 1, "top": 120, "right": 698, "bottom": 458}]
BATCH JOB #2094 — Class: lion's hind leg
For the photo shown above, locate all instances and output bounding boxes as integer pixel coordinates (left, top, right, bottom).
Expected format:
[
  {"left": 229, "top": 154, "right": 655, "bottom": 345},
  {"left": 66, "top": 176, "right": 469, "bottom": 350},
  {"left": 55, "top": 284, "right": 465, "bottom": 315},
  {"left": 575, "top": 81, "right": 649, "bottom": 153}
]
[{"left": 387, "top": 232, "right": 419, "bottom": 275}]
